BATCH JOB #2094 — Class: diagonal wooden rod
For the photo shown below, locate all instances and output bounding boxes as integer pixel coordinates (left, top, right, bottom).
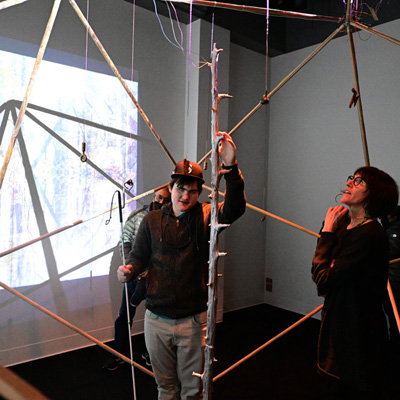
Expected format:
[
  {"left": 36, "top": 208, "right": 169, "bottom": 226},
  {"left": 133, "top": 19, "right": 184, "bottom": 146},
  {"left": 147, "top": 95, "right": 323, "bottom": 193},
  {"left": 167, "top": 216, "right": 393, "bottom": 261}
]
[
  {"left": 165, "top": 0, "right": 343, "bottom": 23},
  {"left": 246, "top": 202, "right": 320, "bottom": 238},
  {"left": 0, "top": 364, "right": 49, "bottom": 400},
  {"left": 0, "top": 280, "right": 154, "bottom": 378},
  {"left": 388, "top": 280, "right": 400, "bottom": 334},
  {"left": 213, "top": 304, "right": 324, "bottom": 382},
  {"left": 346, "top": 23, "right": 370, "bottom": 166},
  {"left": 203, "top": 184, "right": 320, "bottom": 238},
  {"left": 0, "top": 221, "right": 82, "bottom": 258},
  {"left": 351, "top": 21, "right": 400, "bottom": 46},
  {"left": 0, "top": 0, "right": 28, "bottom": 11},
  {"left": 67, "top": 0, "right": 176, "bottom": 166},
  {"left": 0, "top": 184, "right": 168, "bottom": 259},
  {"left": 221, "top": 23, "right": 346, "bottom": 139},
  {"left": 0, "top": 0, "right": 62, "bottom": 190},
  {"left": 268, "top": 23, "right": 346, "bottom": 100},
  {"left": 197, "top": 102, "right": 264, "bottom": 166}
]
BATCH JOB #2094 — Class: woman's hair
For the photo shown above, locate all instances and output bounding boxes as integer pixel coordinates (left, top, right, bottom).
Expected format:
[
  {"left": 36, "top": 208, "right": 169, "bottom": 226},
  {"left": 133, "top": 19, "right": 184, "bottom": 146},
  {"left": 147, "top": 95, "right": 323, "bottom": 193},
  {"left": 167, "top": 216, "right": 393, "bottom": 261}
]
[{"left": 355, "top": 166, "right": 399, "bottom": 218}]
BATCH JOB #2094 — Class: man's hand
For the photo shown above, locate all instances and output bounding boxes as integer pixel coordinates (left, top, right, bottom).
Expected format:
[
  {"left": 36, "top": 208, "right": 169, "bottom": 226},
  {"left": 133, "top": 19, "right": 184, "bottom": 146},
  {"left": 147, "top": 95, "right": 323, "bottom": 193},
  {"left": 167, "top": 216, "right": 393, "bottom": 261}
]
[
  {"left": 218, "top": 132, "right": 237, "bottom": 166},
  {"left": 117, "top": 265, "right": 134, "bottom": 283}
]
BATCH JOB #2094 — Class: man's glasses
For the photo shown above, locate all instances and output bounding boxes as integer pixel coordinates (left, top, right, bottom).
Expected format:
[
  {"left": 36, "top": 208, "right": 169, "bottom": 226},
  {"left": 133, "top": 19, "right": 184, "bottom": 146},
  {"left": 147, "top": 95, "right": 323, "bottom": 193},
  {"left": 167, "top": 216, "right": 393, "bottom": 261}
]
[{"left": 347, "top": 175, "right": 366, "bottom": 186}]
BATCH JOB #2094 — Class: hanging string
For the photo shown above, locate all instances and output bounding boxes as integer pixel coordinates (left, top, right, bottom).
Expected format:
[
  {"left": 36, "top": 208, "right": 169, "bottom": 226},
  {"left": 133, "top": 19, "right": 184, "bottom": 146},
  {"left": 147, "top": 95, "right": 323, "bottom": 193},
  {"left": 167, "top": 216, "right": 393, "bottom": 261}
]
[
  {"left": 131, "top": 0, "right": 136, "bottom": 82},
  {"left": 125, "top": 3, "right": 138, "bottom": 398},
  {"left": 84, "top": 1, "right": 89, "bottom": 141},
  {"left": 124, "top": 0, "right": 137, "bottom": 200},
  {"left": 265, "top": 0, "right": 269, "bottom": 94},
  {"left": 152, "top": 0, "right": 181, "bottom": 49},
  {"left": 188, "top": 0, "right": 193, "bottom": 82},
  {"left": 166, "top": 0, "right": 184, "bottom": 49},
  {"left": 152, "top": 0, "right": 208, "bottom": 69},
  {"left": 80, "top": 0, "right": 89, "bottom": 163}
]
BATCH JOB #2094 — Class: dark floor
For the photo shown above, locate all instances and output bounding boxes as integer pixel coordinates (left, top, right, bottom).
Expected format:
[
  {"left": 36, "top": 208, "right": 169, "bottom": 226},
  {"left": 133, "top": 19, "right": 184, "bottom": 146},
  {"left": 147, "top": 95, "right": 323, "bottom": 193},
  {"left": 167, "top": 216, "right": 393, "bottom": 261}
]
[{"left": 8, "top": 304, "right": 400, "bottom": 399}]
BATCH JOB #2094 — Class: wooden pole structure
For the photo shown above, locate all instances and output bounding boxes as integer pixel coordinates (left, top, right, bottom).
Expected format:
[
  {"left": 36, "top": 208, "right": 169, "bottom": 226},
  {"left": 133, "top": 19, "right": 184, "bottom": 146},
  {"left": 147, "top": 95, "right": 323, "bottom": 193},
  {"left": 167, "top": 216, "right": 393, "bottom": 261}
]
[
  {"left": 67, "top": 0, "right": 176, "bottom": 167},
  {"left": 0, "top": 0, "right": 28, "bottom": 10},
  {"left": 388, "top": 279, "right": 400, "bottom": 334},
  {"left": 203, "top": 184, "right": 320, "bottom": 239},
  {"left": 345, "top": 1, "right": 370, "bottom": 166},
  {"left": 165, "top": 0, "right": 343, "bottom": 23},
  {"left": 0, "top": 183, "right": 168, "bottom": 259},
  {"left": 197, "top": 21, "right": 346, "bottom": 165},
  {"left": 0, "top": 280, "right": 154, "bottom": 378},
  {"left": 202, "top": 44, "right": 229, "bottom": 400},
  {"left": 0, "top": 0, "right": 62, "bottom": 190},
  {"left": 213, "top": 304, "right": 324, "bottom": 382},
  {"left": 0, "top": 364, "right": 50, "bottom": 400},
  {"left": 351, "top": 21, "right": 400, "bottom": 46}
]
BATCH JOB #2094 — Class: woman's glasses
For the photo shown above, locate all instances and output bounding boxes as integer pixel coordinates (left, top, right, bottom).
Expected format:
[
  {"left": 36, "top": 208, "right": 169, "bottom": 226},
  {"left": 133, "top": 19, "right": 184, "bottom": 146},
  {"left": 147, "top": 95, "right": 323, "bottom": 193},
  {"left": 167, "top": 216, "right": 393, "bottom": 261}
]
[{"left": 347, "top": 175, "right": 366, "bottom": 186}]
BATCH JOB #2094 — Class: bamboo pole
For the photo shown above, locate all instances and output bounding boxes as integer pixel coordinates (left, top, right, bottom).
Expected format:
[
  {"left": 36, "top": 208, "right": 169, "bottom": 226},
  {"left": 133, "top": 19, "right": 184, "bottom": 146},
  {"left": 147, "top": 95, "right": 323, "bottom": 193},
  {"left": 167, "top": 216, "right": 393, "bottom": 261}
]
[
  {"left": 199, "top": 22, "right": 346, "bottom": 165},
  {"left": 267, "top": 23, "right": 346, "bottom": 101},
  {"left": 228, "top": 22, "right": 346, "bottom": 140},
  {"left": 0, "top": 364, "right": 50, "bottom": 400},
  {"left": 0, "top": 280, "right": 154, "bottom": 378},
  {"left": 165, "top": 0, "right": 343, "bottom": 23},
  {"left": 245, "top": 201, "right": 320, "bottom": 238},
  {"left": 346, "top": 17, "right": 370, "bottom": 166},
  {"left": 0, "top": 0, "right": 28, "bottom": 10},
  {"left": 351, "top": 21, "right": 400, "bottom": 46},
  {"left": 213, "top": 304, "right": 323, "bottom": 382},
  {"left": 67, "top": 0, "right": 176, "bottom": 166},
  {"left": 0, "top": 0, "right": 62, "bottom": 190},
  {"left": 0, "top": 184, "right": 168, "bottom": 259},
  {"left": 203, "top": 184, "right": 320, "bottom": 239},
  {"left": 387, "top": 280, "right": 400, "bottom": 334}
]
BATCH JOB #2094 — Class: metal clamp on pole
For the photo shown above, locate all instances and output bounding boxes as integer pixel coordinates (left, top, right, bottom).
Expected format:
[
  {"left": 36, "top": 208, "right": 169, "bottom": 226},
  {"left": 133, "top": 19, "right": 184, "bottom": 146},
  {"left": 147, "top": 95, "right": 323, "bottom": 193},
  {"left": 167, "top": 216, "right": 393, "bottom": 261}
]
[
  {"left": 349, "top": 87, "right": 359, "bottom": 108},
  {"left": 80, "top": 142, "right": 87, "bottom": 162}
]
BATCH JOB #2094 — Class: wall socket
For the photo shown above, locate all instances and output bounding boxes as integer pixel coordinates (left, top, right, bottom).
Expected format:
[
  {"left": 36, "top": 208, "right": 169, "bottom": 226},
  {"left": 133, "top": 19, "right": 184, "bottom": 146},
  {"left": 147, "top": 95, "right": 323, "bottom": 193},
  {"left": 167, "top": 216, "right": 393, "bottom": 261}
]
[{"left": 265, "top": 277, "right": 273, "bottom": 292}]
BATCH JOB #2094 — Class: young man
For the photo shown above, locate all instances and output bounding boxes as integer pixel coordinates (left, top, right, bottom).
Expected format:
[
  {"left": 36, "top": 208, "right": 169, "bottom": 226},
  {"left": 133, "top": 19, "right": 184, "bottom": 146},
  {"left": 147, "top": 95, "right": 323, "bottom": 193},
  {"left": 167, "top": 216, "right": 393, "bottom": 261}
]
[
  {"left": 103, "top": 187, "right": 170, "bottom": 371},
  {"left": 118, "top": 134, "right": 246, "bottom": 399}
]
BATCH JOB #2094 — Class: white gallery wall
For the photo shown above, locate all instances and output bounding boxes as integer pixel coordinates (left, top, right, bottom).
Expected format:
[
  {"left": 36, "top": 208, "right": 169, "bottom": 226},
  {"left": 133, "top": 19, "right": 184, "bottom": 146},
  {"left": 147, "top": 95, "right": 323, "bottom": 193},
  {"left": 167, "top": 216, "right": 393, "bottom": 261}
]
[{"left": 266, "top": 19, "right": 400, "bottom": 315}]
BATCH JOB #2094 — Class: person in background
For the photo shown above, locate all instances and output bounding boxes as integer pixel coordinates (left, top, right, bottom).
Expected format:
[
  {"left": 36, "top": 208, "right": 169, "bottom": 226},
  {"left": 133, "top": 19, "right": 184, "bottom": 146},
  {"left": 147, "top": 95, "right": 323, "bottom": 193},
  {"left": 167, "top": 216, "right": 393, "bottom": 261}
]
[
  {"left": 118, "top": 134, "right": 246, "bottom": 400},
  {"left": 103, "top": 187, "right": 171, "bottom": 371},
  {"left": 312, "top": 166, "right": 398, "bottom": 399},
  {"left": 381, "top": 205, "right": 400, "bottom": 353}
]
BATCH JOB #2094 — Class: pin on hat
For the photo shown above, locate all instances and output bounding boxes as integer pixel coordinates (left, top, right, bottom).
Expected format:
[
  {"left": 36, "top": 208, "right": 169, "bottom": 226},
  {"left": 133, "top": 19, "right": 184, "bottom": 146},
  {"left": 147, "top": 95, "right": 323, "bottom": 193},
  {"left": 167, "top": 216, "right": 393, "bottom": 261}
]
[{"left": 171, "top": 159, "right": 204, "bottom": 183}]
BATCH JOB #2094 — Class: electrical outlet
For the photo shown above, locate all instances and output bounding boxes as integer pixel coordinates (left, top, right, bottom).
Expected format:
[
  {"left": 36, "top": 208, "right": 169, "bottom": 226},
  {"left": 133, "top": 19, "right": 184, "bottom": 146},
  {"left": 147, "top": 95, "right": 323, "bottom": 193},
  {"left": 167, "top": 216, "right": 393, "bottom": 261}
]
[{"left": 266, "top": 277, "right": 273, "bottom": 292}]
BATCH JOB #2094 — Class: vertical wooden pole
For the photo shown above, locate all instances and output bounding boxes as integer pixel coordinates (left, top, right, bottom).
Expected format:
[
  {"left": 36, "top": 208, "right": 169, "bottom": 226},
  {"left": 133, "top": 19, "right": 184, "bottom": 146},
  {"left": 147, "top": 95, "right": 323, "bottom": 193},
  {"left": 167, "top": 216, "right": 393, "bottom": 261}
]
[{"left": 346, "top": 0, "right": 370, "bottom": 166}]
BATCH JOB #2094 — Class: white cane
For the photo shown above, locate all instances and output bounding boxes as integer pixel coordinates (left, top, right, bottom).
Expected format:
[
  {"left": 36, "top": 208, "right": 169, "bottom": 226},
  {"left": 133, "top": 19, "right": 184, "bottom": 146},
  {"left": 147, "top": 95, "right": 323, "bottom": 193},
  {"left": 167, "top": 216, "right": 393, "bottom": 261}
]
[{"left": 108, "top": 190, "right": 137, "bottom": 400}]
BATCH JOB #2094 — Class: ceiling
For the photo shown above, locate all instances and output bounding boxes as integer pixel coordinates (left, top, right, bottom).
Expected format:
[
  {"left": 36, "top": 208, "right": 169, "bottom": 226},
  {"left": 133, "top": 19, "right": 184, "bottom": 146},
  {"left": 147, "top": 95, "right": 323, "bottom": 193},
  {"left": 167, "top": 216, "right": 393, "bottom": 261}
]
[{"left": 128, "top": 1, "right": 400, "bottom": 56}]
